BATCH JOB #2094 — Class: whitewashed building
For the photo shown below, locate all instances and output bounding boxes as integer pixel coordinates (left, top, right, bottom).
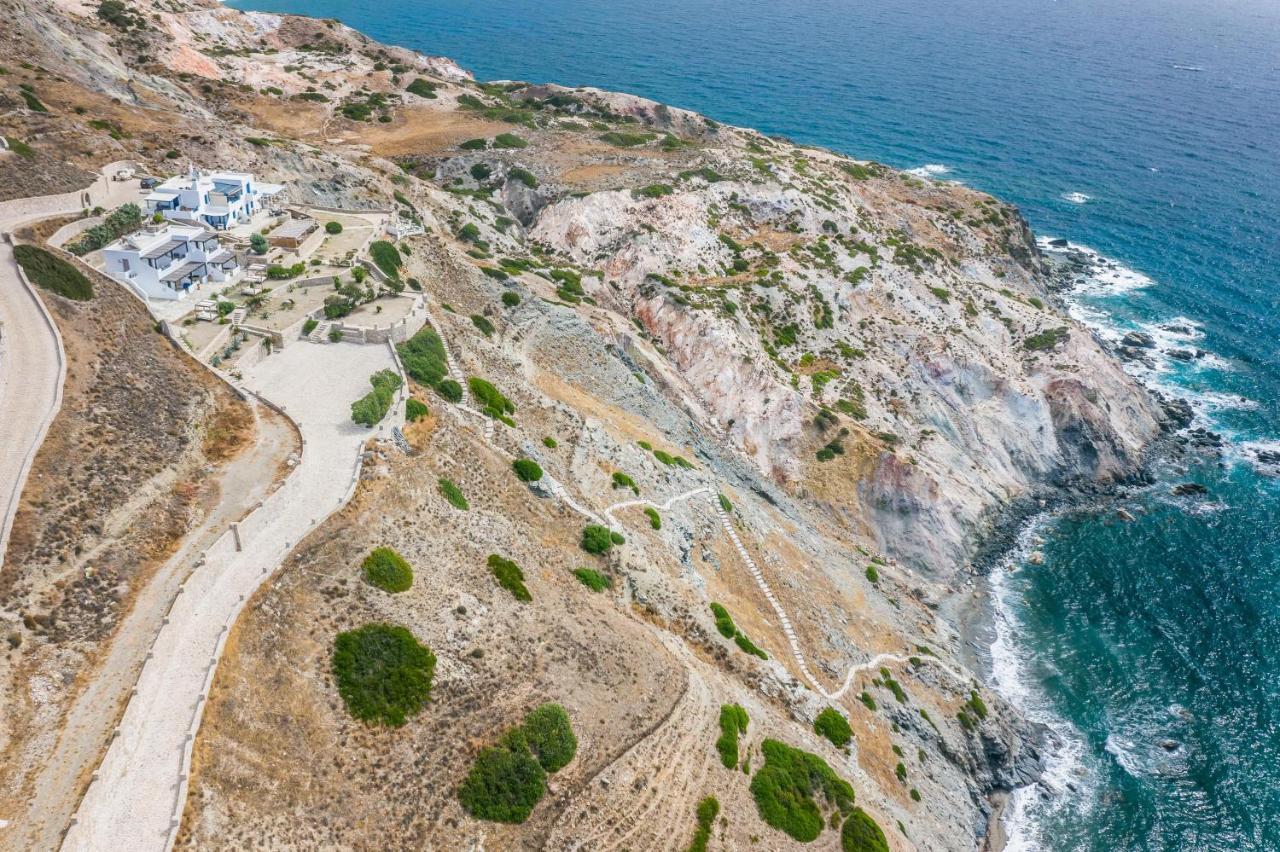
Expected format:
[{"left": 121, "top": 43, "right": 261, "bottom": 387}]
[
  {"left": 144, "top": 166, "right": 285, "bottom": 230},
  {"left": 102, "top": 223, "right": 241, "bottom": 301}
]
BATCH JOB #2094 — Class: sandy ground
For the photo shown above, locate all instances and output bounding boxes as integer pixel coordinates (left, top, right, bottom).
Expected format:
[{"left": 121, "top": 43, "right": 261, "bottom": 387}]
[{"left": 62, "top": 341, "right": 399, "bottom": 851}]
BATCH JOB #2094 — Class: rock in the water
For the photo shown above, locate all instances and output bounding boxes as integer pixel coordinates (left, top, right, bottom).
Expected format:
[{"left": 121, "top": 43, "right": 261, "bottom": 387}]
[
  {"left": 1121, "top": 331, "right": 1156, "bottom": 348},
  {"left": 1171, "top": 482, "right": 1209, "bottom": 496},
  {"left": 1028, "top": 551, "right": 1044, "bottom": 565},
  {"left": 1048, "top": 238, "right": 1069, "bottom": 248},
  {"left": 1116, "top": 508, "right": 1136, "bottom": 521}
]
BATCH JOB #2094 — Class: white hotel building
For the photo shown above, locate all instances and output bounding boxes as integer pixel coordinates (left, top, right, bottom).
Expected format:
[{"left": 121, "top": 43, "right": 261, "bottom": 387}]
[
  {"left": 102, "top": 223, "right": 242, "bottom": 301},
  {"left": 144, "top": 166, "right": 284, "bottom": 231}
]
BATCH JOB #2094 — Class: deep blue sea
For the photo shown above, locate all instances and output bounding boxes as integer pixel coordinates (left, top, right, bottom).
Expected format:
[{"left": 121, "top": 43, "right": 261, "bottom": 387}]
[{"left": 227, "top": 0, "right": 1280, "bottom": 847}]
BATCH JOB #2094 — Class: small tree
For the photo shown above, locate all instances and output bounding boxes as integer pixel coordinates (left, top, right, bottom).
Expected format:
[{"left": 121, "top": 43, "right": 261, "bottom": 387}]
[
  {"left": 249, "top": 232, "right": 268, "bottom": 254},
  {"left": 512, "top": 458, "right": 543, "bottom": 482},
  {"left": 325, "top": 220, "right": 343, "bottom": 234}
]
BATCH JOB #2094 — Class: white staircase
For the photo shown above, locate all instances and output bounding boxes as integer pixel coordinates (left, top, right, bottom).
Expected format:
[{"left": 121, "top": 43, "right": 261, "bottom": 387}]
[
  {"left": 229, "top": 308, "right": 247, "bottom": 326},
  {"left": 308, "top": 321, "right": 332, "bottom": 343}
]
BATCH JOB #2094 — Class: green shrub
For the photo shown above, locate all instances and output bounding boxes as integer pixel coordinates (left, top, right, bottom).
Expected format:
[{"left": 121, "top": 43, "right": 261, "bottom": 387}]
[
  {"left": 599, "top": 131, "right": 655, "bottom": 147},
  {"left": 328, "top": 326, "right": 344, "bottom": 342},
  {"left": 267, "top": 262, "right": 306, "bottom": 279},
  {"left": 494, "top": 132, "right": 528, "bottom": 149},
  {"left": 1023, "top": 326, "right": 1069, "bottom": 351},
  {"left": 507, "top": 167, "right": 538, "bottom": 187},
  {"left": 458, "top": 728, "right": 547, "bottom": 823},
  {"left": 634, "top": 183, "right": 673, "bottom": 199},
  {"left": 362, "top": 546, "right": 413, "bottom": 593},
  {"left": 644, "top": 507, "right": 661, "bottom": 530},
  {"left": 468, "top": 376, "right": 515, "bottom": 419},
  {"left": 471, "top": 313, "right": 495, "bottom": 336},
  {"left": 859, "top": 692, "right": 876, "bottom": 712},
  {"left": 331, "top": 623, "right": 436, "bottom": 726},
  {"left": 542, "top": 436, "right": 558, "bottom": 449},
  {"left": 488, "top": 554, "right": 531, "bottom": 602},
  {"left": 501, "top": 291, "right": 520, "bottom": 307},
  {"left": 865, "top": 565, "right": 879, "bottom": 583},
  {"left": 715, "top": 703, "right": 749, "bottom": 768},
  {"left": 249, "top": 232, "right": 268, "bottom": 254},
  {"left": 611, "top": 471, "right": 639, "bottom": 495},
  {"left": 302, "top": 318, "right": 319, "bottom": 336},
  {"left": 522, "top": 703, "right": 577, "bottom": 772},
  {"left": 459, "top": 137, "right": 488, "bottom": 150},
  {"left": 734, "top": 632, "right": 768, "bottom": 660},
  {"left": 436, "top": 379, "right": 463, "bottom": 402},
  {"left": 910, "top": 787, "right": 921, "bottom": 802},
  {"left": 439, "top": 478, "right": 469, "bottom": 510},
  {"left": 718, "top": 493, "right": 733, "bottom": 513},
  {"left": 350, "top": 369, "right": 402, "bottom": 426},
  {"left": 66, "top": 202, "right": 142, "bottom": 256},
  {"left": 709, "top": 603, "right": 736, "bottom": 638},
  {"left": 397, "top": 327, "right": 463, "bottom": 403},
  {"left": 749, "top": 739, "right": 855, "bottom": 842},
  {"left": 814, "top": 707, "right": 852, "bottom": 748},
  {"left": 470, "top": 162, "right": 492, "bottom": 181},
  {"left": 512, "top": 458, "right": 543, "bottom": 482},
  {"left": 369, "top": 240, "right": 403, "bottom": 279},
  {"left": 13, "top": 245, "right": 92, "bottom": 300},
  {"left": 325, "top": 220, "right": 343, "bottom": 234},
  {"left": 687, "top": 796, "right": 720, "bottom": 852},
  {"left": 965, "top": 690, "right": 989, "bottom": 720},
  {"left": 580, "top": 524, "right": 616, "bottom": 555},
  {"left": 4, "top": 136, "right": 34, "bottom": 157},
  {"left": 406, "top": 398, "right": 429, "bottom": 422},
  {"left": 572, "top": 567, "right": 610, "bottom": 591},
  {"left": 405, "top": 78, "right": 437, "bottom": 98},
  {"left": 841, "top": 807, "right": 889, "bottom": 852}
]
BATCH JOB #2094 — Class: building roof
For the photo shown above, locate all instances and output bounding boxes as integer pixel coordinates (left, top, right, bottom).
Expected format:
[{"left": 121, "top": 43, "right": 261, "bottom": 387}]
[
  {"left": 272, "top": 218, "right": 316, "bottom": 240},
  {"left": 206, "top": 248, "right": 235, "bottom": 264},
  {"left": 140, "top": 237, "right": 189, "bottom": 260},
  {"left": 160, "top": 261, "right": 205, "bottom": 282}
]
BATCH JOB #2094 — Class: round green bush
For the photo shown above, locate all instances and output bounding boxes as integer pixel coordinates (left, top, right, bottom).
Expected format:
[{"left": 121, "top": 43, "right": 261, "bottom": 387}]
[
  {"left": 750, "top": 739, "right": 855, "bottom": 842},
  {"left": 362, "top": 547, "right": 413, "bottom": 593},
  {"left": 581, "top": 524, "right": 615, "bottom": 555},
  {"left": 435, "top": 379, "right": 463, "bottom": 403},
  {"left": 841, "top": 808, "right": 889, "bottom": 852},
  {"left": 512, "top": 458, "right": 543, "bottom": 482},
  {"left": 406, "top": 398, "right": 429, "bottom": 422},
  {"left": 814, "top": 707, "right": 853, "bottom": 748},
  {"left": 522, "top": 703, "right": 577, "bottom": 772},
  {"left": 325, "top": 220, "right": 343, "bottom": 234},
  {"left": 501, "top": 290, "right": 520, "bottom": 307},
  {"left": 458, "top": 729, "right": 547, "bottom": 823},
  {"left": 331, "top": 623, "right": 436, "bottom": 727}
]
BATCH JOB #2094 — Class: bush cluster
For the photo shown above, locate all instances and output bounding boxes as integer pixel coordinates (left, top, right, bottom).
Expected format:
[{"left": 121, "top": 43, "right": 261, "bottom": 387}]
[
  {"left": 350, "top": 369, "right": 402, "bottom": 426},
  {"left": 487, "top": 554, "right": 531, "bottom": 602},
  {"left": 468, "top": 376, "right": 515, "bottom": 421},
  {"left": 715, "top": 703, "right": 749, "bottom": 768},
  {"left": 324, "top": 220, "right": 343, "bottom": 234},
  {"left": 458, "top": 703, "right": 577, "bottom": 823},
  {"left": 611, "top": 471, "right": 639, "bottom": 495},
  {"left": 66, "top": 203, "right": 141, "bottom": 256},
  {"left": 572, "top": 567, "right": 610, "bottom": 592},
  {"left": 840, "top": 807, "right": 889, "bottom": 852},
  {"left": 439, "top": 478, "right": 468, "bottom": 510},
  {"left": 14, "top": 245, "right": 93, "bottom": 300},
  {"left": 749, "top": 739, "right": 855, "bottom": 842},
  {"left": 406, "top": 398, "right": 429, "bottom": 422},
  {"left": 512, "top": 458, "right": 543, "bottom": 482},
  {"left": 369, "top": 240, "right": 402, "bottom": 279},
  {"left": 814, "top": 707, "right": 853, "bottom": 748},
  {"left": 362, "top": 546, "right": 413, "bottom": 593},
  {"left": 687, "top": 796, "right": 720, "bottom": 852},
  {"left": 397, "top": 327, "right": 462, "bottom": 402},
  {"left": 331, "top": 623, "right": 436, "bottom": 727},
  {"left": 708, "top": 603, "right": 768, "bottom": 660},
  {"left": 470, "top": 313, "right": 495, "bottom": 336},
  {"left": 581, "top": 524, "right": 623, "bottom": 554}
]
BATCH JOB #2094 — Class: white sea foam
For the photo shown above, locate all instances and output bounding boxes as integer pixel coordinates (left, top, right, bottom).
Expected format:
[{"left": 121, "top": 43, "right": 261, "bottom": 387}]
[
  {"left": 989, "top": 524, "right": 1094, "bottom": 851},
  {"left": 906, "top": 163, "right": 952, "bottom": 180},
  {"left": 1063, "top": 191, "right": 1092, "bottom": 204}
]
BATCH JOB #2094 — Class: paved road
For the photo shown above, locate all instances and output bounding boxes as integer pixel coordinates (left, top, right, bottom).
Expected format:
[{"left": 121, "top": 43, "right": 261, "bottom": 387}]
[
  {"left": 0, "top": 167, "right": 140, "bottom": 568},
  {"left": 62, "top": 341, "right": 399, "bottom": 852}
]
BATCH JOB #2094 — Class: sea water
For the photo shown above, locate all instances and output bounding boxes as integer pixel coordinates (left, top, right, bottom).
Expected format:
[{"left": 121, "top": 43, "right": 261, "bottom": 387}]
[{"left": 226, "top": 0, "right": 1280, "bottom": 846}]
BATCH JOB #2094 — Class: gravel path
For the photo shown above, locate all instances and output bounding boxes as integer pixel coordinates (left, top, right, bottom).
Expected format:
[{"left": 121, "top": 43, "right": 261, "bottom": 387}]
[{"left": 62, "top": 342, "right": 398, "bottom": 852}]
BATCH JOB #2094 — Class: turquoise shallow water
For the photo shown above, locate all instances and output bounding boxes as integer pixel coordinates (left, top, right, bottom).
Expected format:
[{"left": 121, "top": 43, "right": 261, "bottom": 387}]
[{"left": 227, "top": 0, "right": 1280, "bottom": 846}]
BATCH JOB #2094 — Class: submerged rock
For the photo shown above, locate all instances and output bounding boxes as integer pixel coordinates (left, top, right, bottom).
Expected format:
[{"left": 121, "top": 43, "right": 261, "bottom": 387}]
[{"left": 1171, "top": 482, "right": 1209, "bottom": 496}]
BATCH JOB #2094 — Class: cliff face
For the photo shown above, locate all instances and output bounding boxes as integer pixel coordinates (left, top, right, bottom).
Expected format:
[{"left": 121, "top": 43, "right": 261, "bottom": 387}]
[{"left": 0, "top": 0, "right": 1164, "bottom": 848}]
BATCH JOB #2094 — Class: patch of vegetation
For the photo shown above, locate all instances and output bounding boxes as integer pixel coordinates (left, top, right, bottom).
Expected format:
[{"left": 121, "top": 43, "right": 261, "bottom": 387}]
[
  {"left": 324, "top": 220, "right": 343, "bottom": 234},
  {"left": 542, "top": 436, "right": 558, "bottom": 449},
  {"left": 331, "top": 623, "right": 436, "bottom": 727},
  {"left": 572, "top": 567, "right": 610, "bottom": 591},
  {"left": 18, "top": 84, "right": 47, "bottom": 113},
  {"left": 522, "top": 703, "right": 577, "bottom": 772},
  {"left": 4, "top": 136, "right": 34, "bottom": 157},
  {"left": 470, "top": 313, "right": 495, "bottom": 336},
  {"left": 369, "top": 239, "right": 403, "bottom": 279},
  {"left": 397, "top": 327, "right": 461, "bottom": 402},
  {"left": 501, "top": 290, "right": 521, "bottom": 307},
  {"left": 859, "top": 691, "right": 876, "bottom": 712},
  {"left": 493, "top": 132, "right": 528, "bottom": 149},
  {"left": 13, "top": 245, "right": 92, "bottom": 300},
  {"left": 581, "top": 524, "right": 621, "bottom": 554},
  {"left": 734, "top": 633, "right": 768, "bottom": 660},
  {"left": 814, "top": 707, "right": 853, "bottom": 748},
  {"left": 644, "top": 507, "right": 661, "bottom": 530},
  {"left": 710, "top": 602, "right": 736, "bottom": 638},
  {"left": 468, "top": 376, "right": 515, "bottom": 420},
  {"left": 512, "top": 458, "right": 543, "bottom": 482},
  {"left": 865, "top": 564, "right": 879, "bottom": 583},
  {"left": 350, "top": 369, "right": 402, "bottom": 426},
  {"left": 66, "top": 202, "right": 142, "bottom": 255},
  {"left": 458, "top": 703, "right": 577, "bottom": 823},
  {"left": 687, "top": 796, "right": 720, "bottom": 852},
  {"left": 302, "top": 318, "right": 319, "bottom": 336},
  {"left": 457, "top": 728, "right": 546, "bottom": 823},
  {"left": 634, "top": 183, "right": 674, "bottom": 199},
  {"left": 1023, "top": 326, "right": 1069, "bottom": 351},
  {"left": 749, "top": 739, "right": 855, "bottom": 842},
  {"left": 439, "top": 477, "right": 469, "bottom": 510},
  {"left": 507, "top": 166, "right": 538, "bottom": 187},
  {"left": 611, "top": 471, "right": 639, "bottom": 495},
  {"left": 405, "top": 78, "right": 437, "bottom": 98},
  {"left": 406, "top": 397, "right": 429, "bottom": 422},
  {"left": 718, "top": 493, "right": 733, "bottom": 513},
  {"left": 362, "top": 546, "right": 413, "bottom": 593},
  {"left": 715, "top": 703, "right": 749, "bottom": 768},
  {"left": 460, "top": 138, "right": 488, "bottom": 150},
  {"left": 599, "top": 130, "right": 656, "bottom": 147},
  {"left": 488, "top": 554, "right": 531, "bottom": 602},
  {"left": 841, "top": 808, "right": 890, "bottom": 852}
]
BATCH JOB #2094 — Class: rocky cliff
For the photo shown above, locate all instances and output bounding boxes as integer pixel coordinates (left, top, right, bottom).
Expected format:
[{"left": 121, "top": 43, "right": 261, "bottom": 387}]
[{"left": 0, "top": 0, "right": 1167, "bottom": 848}]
